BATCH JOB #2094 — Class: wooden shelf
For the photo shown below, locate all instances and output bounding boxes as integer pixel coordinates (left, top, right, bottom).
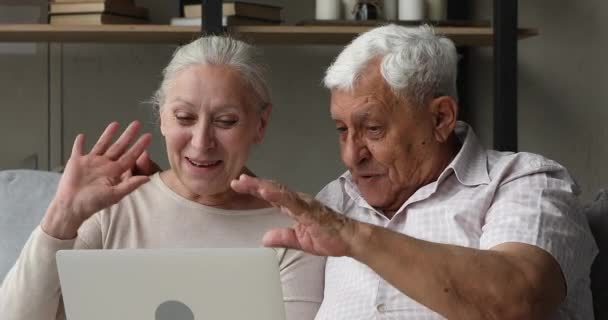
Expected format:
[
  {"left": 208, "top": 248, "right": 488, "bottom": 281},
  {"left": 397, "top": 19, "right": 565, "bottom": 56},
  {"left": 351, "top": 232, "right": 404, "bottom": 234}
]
[{"left": 0, "top": 24, "right": 537, "bottom": 46}]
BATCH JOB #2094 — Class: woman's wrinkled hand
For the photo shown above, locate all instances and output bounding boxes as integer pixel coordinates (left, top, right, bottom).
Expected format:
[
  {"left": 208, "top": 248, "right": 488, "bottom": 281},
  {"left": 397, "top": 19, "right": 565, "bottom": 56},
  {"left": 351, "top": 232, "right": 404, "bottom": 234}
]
[{"left": 41, "top": 121, "right": 152, "bottom": 239}]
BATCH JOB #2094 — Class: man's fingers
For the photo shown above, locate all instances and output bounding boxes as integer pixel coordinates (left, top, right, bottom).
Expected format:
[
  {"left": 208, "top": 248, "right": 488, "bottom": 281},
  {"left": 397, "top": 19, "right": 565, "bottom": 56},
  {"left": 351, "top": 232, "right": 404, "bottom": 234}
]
[
  {"left": 105, "top": 121, "right": 141, "bottom": 160},
  {"left": 71, "top": 134, "right": 85, "bottom": 157},
  {"left": 117, "top": 133, "right": 152, "bottom": 172},
  {"left": 89, "top": 122, "right": 120, "bottom": 155},
  {"left": 230, "top": 174, "right": 294, "bottom": 206},
  {"left": 230, "top": 174, "right": 266, "bottom": 198},
  {"left": 231, "top": 174, "right": 311, "bottom": 218},
  {"left": 262, "top": 228, "right": 302, "bottom": 250}
]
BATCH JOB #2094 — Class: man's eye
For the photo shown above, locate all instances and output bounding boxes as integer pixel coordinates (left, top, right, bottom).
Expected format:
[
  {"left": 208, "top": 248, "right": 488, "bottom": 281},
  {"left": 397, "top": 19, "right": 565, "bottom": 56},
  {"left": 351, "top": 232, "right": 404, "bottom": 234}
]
[
  {"left": 336, "top": 127, "right": 347, "bottom": 133},
  {"left": 366, "top": 126, "right": 383, "bottom": 137}
]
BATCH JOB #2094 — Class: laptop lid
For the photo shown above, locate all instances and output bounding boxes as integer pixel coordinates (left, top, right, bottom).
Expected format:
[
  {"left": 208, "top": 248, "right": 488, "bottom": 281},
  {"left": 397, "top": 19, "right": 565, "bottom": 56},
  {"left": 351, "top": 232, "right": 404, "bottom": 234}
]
[{"left": 56, "top": 248, "right": 286, "bottom": 320}]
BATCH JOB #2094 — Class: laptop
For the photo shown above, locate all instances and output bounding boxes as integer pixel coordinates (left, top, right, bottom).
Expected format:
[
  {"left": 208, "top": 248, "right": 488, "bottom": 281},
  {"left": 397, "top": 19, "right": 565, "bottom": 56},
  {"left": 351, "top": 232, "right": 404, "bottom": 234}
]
[{"left": 56, "top": 248, "right": 286, "bottom": 320}]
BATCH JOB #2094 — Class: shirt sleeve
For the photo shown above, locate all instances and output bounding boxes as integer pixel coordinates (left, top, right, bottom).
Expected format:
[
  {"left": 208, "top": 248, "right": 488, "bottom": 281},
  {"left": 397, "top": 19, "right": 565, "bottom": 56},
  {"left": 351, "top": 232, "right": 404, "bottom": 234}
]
[
  {"left": 274, "top": 247, "right": 326, "bottom": 320},
  {"left": 0, "top": 215, "right": 103, "bottom": 320},
  {"left": 479, "top": 165, "right": 598, "bottom": 294}
]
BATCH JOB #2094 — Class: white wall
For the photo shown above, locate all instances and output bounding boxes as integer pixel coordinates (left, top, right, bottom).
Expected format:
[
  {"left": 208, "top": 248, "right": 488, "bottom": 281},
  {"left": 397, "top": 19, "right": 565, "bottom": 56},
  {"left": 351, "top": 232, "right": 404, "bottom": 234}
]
[{"left": 469, "top": 0, "right": 608, "bottom": 201}]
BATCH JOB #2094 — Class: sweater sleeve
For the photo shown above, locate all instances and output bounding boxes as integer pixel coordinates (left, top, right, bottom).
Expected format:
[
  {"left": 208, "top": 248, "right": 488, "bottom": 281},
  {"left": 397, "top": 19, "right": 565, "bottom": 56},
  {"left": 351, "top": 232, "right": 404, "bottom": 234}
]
[
  {"left": 0, "top": 215, "right": 103, "bottom": 320},
  {"left": 275, "top": 248, "right": 326, "bottom": 320}
]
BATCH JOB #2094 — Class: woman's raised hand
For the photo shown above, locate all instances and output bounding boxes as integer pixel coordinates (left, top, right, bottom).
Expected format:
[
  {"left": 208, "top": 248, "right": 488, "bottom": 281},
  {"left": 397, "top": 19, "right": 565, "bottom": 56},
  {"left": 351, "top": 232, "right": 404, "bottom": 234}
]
[{"left": 41, "top": 121, "right": 152, "bottom": 239}]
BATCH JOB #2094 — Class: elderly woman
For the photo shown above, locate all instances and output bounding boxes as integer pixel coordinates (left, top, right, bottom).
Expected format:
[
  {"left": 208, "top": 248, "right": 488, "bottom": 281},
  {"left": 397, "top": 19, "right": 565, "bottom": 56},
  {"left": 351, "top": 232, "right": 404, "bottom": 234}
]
[{"left": 0, "top": 36, "right": 324, "bottom": 320}]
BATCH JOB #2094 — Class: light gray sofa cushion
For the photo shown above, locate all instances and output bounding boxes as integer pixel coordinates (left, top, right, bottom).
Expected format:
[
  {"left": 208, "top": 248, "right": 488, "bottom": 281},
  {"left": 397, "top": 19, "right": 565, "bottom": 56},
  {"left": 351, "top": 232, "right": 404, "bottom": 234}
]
[
  {"left": 585, "top": 189, "right": 608, "bottom": 319},
  {"left": 0, "top": 170, "right": 60, "bottom": 281}
]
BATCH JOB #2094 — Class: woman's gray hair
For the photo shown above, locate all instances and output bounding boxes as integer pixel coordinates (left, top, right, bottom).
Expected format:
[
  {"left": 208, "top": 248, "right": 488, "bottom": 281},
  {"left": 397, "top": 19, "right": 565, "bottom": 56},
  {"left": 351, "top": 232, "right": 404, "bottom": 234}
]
[
  {"left": 324, "top": 24, "right": 458, "bottom": 107},
  {"left": 151, "top": 36, "right": 270, "bottom": 115}
]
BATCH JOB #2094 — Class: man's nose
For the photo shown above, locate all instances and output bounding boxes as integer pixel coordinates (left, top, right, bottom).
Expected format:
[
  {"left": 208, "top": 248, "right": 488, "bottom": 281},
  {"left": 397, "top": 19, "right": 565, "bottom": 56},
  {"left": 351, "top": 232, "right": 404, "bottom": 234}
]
[{"left": 342, "top": 133, "right": 370, "bottom": 167}]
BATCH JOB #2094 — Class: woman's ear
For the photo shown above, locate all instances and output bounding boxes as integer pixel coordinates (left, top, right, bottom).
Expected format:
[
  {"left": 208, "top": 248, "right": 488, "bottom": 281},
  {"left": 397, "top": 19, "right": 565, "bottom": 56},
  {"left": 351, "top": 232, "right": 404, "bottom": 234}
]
[
  {"left": 254, "top": 103, "right": 272, "bottom": 144},
  {"left": 159, "top": 108, "right": 167, "bottom": 137},
  {"left": 430, "top": 96, "right": 458, "bottom": 143}
]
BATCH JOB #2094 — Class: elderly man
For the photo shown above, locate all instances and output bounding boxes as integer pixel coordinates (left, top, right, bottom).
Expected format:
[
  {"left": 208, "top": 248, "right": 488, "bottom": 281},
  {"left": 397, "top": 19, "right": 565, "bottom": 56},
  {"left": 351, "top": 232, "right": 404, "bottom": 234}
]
[{"left": 231, "top": 25, "right": 597, "bottom": 319}]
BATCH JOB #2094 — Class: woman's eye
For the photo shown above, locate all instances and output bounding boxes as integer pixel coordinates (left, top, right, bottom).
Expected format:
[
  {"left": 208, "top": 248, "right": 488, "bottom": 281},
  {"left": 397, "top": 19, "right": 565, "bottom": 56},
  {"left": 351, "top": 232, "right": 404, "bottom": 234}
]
[
  {"left": 214, "top": 118, "right": 238, "bottom": 128},
  {"left": 175, "top": 114, "right": 195, "bottom": 121}
]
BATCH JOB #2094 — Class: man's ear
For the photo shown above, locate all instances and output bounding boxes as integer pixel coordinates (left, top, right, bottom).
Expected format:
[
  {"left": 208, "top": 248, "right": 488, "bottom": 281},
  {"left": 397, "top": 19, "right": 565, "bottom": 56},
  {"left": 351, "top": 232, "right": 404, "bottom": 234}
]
[
  {"left": 254, "top": 103, "right": 272, "bottom": 144},
  {"left": 430, "top": 96, "right": 458, "bottom": 143}
]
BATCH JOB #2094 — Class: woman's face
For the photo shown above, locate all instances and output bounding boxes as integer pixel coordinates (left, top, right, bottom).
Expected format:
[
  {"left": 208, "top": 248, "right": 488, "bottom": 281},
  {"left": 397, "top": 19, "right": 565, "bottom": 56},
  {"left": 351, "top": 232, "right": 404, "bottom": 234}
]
[{"left": 160, "top": 64, "right": 270, "bottom": 202}]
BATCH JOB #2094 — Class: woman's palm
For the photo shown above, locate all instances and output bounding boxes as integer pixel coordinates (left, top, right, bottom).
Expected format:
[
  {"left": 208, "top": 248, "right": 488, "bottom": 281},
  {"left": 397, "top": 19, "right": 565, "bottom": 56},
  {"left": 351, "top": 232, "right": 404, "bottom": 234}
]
[{"left": 50, "top": 121, "right": 152, "bottom": 226}]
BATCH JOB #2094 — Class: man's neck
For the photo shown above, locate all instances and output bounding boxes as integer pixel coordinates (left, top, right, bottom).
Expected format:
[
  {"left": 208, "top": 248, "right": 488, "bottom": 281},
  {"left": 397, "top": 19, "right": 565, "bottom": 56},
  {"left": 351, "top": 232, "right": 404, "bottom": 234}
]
[{"left": 379, "top": 135, "right": 461, "bottom": 219}]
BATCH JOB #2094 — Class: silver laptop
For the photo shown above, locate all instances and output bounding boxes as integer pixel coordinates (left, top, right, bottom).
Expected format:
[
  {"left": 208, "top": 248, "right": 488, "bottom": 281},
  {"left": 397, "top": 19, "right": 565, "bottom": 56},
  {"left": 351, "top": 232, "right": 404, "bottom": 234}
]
[{"left": 56, "top": 248, "right": 286, "bottom": 320}]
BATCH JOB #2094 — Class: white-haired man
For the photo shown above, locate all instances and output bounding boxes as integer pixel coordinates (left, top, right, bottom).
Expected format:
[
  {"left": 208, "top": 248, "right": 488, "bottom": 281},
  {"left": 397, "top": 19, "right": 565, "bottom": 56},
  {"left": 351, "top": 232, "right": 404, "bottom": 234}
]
[{"left": 232, "top": 25, "right": 597, "bottom": 319}]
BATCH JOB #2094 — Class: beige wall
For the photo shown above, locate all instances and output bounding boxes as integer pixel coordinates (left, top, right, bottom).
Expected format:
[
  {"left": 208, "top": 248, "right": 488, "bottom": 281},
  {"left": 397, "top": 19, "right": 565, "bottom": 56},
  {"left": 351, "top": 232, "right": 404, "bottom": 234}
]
[
  {"left": 4, "top": 0, "right": 606, "bottom": 198},
  {"left": 468, "top": 0, "right": 608, "bottom": 200},
  {"left": 0, "top": 0, "right": 345, "bottom": 194}
]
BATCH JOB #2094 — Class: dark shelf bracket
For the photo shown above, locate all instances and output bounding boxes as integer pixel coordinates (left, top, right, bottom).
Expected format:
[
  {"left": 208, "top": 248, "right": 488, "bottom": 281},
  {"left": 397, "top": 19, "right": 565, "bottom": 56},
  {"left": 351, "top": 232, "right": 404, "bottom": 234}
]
[
  {"left": 493, "top": 0, "right": 518, "bottom": 151},
  {"left": 202, "top": 0, "right": 223, "bottom": 36}
]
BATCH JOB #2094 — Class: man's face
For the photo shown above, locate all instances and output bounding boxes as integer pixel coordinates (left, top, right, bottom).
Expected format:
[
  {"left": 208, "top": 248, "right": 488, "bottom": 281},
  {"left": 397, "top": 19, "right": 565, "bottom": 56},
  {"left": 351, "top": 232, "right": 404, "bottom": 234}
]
[{"left": 330, "top": 61, "right": 441, "bottom": 214}]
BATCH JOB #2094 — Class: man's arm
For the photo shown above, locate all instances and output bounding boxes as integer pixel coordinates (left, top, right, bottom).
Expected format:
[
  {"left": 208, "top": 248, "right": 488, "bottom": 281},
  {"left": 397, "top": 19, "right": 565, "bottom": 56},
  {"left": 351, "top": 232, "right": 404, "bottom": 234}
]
[
  {"left": 351, "top": 223, "right": 564, "bottom": 319},
  {"left": 231, "top": 174, "right": 567, "bottom": 320}
]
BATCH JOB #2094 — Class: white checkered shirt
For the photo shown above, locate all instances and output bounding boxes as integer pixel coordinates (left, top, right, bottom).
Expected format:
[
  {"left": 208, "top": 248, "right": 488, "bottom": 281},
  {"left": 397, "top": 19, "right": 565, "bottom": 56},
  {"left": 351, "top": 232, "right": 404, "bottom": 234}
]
[{"left": 314, "top": 121, "right": 598, "bottom": 320}]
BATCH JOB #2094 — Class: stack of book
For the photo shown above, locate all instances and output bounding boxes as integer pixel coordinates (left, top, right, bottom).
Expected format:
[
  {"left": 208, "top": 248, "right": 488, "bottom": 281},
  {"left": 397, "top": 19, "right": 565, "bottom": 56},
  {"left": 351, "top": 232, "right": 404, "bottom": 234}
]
[
  {"left": 171, "top": 1, "right": 282, "bottom": 26},
  {"left": 49, "top": 0, "right": 149, "bottom": 25}
]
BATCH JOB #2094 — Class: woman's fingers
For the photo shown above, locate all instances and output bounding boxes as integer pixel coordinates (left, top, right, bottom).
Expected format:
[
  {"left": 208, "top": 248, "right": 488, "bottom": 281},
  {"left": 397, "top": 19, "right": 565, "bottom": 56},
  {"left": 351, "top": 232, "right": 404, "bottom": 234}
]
[
  {"left": 117, "top": 133, "right": 152, "bottom": 172},
  {"left": 71, "top": 133, "right": 85, "bottom": 157},
  {"left": 133, "top": 151, "right": 162, "bottom": 176},
  {"left": 105, "top": 121, "right": 141, "bottom": 160},
  {"left": 112, "top": 175, "right": 150, "bottom": 199},
  {"left": 89, "top": 122, "right": 120, "bottom": 155}
]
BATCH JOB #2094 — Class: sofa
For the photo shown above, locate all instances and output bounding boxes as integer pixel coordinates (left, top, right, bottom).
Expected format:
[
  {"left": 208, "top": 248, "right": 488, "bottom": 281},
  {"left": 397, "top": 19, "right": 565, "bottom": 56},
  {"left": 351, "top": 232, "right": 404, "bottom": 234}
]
[{"left": 0, "top": 169, "right": 606, "bottom": 317}]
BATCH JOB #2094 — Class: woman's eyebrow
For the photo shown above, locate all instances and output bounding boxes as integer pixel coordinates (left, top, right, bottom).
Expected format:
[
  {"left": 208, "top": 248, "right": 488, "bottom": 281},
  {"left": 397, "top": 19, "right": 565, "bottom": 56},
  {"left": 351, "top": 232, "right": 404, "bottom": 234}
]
[{"left": 167, "top": 97, "right": 197, "bottom": 108}]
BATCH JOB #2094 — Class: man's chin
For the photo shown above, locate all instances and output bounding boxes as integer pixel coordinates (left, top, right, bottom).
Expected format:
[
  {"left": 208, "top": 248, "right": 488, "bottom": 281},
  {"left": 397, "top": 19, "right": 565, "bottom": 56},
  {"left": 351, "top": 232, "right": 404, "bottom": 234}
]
[{"left": 359, "top": 191, "right": 388, "bottom": 208}]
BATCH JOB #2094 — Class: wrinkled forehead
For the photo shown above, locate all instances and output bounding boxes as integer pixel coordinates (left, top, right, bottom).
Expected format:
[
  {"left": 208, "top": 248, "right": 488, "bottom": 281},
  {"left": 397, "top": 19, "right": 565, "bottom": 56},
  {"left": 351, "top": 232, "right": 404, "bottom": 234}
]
[{"left": 165, "top": 64, "right": 261, "bottom": 108}]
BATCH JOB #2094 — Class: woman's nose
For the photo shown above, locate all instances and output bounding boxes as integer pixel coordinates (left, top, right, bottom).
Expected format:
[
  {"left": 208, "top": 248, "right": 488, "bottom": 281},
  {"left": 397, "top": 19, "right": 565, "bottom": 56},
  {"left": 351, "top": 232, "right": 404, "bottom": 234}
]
[{"left": 190, "top": 123, "right": 216, "bottom": 150}]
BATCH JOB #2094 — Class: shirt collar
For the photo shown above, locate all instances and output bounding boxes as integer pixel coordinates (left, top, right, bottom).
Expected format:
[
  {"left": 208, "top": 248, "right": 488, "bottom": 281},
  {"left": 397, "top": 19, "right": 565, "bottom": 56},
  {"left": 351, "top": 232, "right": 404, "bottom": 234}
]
[
  {"left": 338, "top": 121, "right": 490, "bottom": 207},
  {"left": 441, "top": 121, "right": 490, "bottom": 187}
]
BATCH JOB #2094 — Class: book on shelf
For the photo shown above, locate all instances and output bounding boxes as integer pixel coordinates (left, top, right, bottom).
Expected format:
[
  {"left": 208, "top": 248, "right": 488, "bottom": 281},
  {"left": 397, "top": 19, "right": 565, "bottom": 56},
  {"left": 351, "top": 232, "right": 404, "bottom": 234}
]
[
  {"left": 51, "top": 0, "right": 134, "bottom": 3},
  {"left": 183, "top": 1, "right": 281, "bottom": 22},
  {"left": 171, "top": 16, "right": 279, "bottom": 27},
  {"left": 49, "top": 13, "right": 148, "bottom": 25},
  {"left": 50, "top": 2, "right": 148, "bottom": 19},
  {"left": 296, "top": 19, "right": 492, "bottom": 28}
]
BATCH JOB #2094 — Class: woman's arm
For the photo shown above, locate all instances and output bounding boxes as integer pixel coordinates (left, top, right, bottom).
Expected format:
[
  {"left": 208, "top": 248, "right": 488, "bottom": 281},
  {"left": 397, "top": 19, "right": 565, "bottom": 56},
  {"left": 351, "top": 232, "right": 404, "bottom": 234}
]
[
  {"left": 276, "top": 248, "right": 325, "bottom": 320},
  {"left": 1, "top": 121, "right": 150, "bottom": 320}
]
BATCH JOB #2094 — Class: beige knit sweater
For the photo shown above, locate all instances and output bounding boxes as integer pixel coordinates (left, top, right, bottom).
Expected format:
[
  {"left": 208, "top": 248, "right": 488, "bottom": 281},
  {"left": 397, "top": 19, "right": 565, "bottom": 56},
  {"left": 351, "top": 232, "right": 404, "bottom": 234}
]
[{"left": 0, "top": 173, "right": 325, "bottom": 320}]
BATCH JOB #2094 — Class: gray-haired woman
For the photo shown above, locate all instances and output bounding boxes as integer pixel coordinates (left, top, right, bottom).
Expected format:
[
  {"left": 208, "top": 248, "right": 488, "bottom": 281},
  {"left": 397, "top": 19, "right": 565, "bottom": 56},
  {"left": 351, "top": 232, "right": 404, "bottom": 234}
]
[{"left": 0, "top": 36, "right": 324, "bottom": 320}]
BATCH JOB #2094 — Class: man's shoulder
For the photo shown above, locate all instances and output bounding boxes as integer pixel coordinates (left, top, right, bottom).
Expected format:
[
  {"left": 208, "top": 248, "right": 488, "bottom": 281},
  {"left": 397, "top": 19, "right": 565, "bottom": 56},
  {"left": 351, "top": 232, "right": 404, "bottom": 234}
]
[
  {"left": 486, "top": 150, "right": 573, "bottom": 184},
  {"left": 315, "top": 175, "right": 350, "bottom": 213}
]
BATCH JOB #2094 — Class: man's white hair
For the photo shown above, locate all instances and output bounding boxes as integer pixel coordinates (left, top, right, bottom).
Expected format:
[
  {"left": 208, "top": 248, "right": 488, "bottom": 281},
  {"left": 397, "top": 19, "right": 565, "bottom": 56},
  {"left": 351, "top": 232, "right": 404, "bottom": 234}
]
[
  {"left": 324, "top": 24, "right": 458, "bottom": 107},
  {"left": 151, "top": 36, "right": 270, "bottom": 114}
]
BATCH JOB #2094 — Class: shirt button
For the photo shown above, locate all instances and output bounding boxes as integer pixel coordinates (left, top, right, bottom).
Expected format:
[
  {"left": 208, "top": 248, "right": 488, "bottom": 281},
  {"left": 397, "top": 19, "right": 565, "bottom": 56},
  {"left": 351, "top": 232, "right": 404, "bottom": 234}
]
[{"left": 376, "top": 303, "right": 386, "bottom": 312}]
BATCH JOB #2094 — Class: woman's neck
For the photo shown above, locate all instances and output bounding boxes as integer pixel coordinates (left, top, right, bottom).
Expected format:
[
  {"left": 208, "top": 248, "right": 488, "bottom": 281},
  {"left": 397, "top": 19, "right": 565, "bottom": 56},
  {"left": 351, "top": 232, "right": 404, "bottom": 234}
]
[{"left": 159, "top": 168, "right": 270, "bottom": 210}]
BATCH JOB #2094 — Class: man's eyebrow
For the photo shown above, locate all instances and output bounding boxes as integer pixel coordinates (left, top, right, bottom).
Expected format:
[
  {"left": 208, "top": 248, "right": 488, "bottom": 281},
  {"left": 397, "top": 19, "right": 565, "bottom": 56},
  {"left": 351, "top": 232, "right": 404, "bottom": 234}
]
[{"left": 352, "top": 109, "right": 373, "bottom": 123}]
